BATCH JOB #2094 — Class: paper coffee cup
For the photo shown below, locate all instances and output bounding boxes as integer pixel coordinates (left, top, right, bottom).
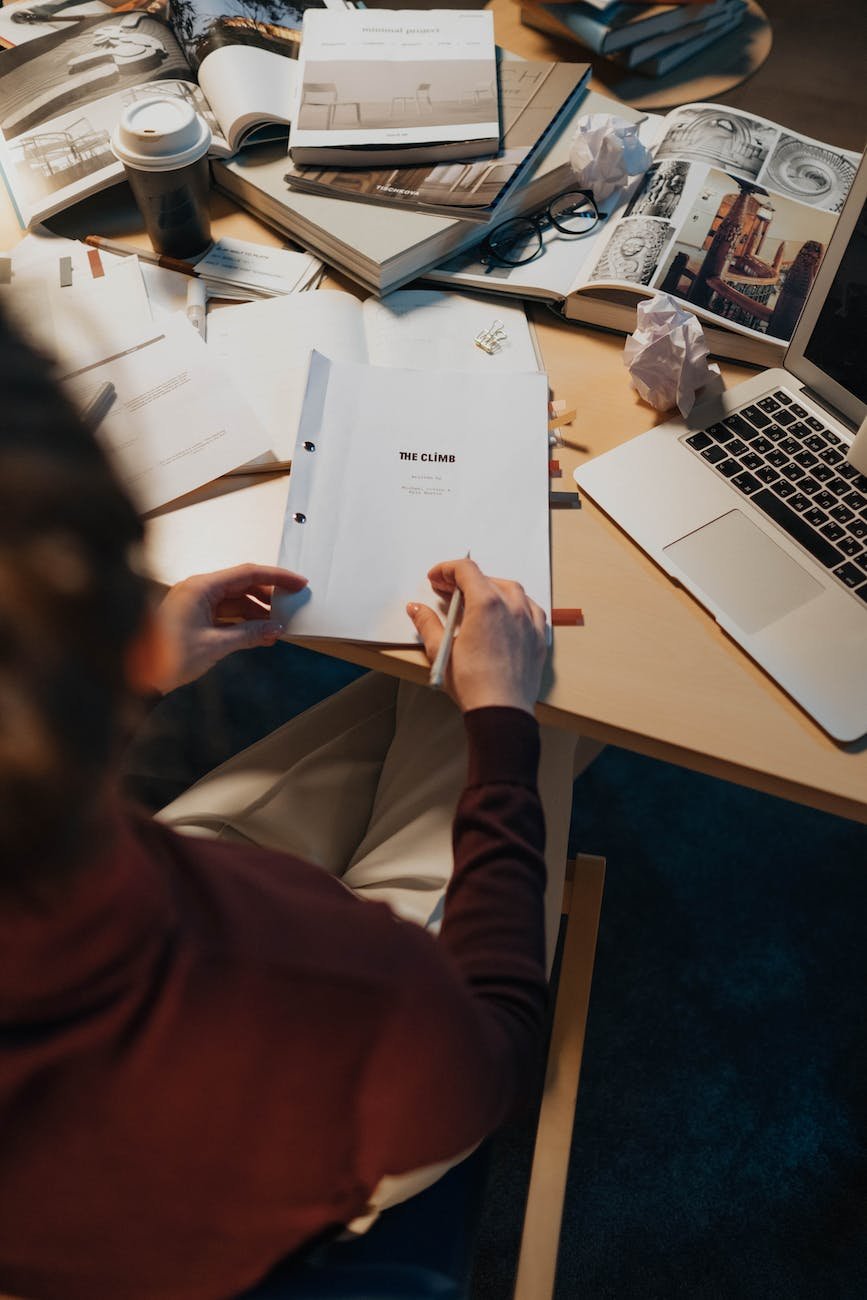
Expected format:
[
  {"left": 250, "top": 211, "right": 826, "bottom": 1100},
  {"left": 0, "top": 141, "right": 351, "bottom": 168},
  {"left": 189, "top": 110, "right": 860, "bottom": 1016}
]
[{"left": 112, "top": 97, "right": 213, "bottom": 259}]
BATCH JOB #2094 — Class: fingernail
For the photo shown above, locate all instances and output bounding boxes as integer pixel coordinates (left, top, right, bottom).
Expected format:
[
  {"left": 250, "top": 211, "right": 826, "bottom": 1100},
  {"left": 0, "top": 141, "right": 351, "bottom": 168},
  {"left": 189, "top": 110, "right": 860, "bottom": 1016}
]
[{"left": 406, "top": 602, "right": 419, "bottom": 616}]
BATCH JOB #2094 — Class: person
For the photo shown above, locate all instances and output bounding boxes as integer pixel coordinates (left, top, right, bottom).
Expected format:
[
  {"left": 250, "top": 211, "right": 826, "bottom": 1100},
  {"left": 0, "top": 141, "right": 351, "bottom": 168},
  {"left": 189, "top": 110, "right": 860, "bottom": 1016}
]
[{"left": 0, "top": 305, "right": 577, "bottom": 1300}]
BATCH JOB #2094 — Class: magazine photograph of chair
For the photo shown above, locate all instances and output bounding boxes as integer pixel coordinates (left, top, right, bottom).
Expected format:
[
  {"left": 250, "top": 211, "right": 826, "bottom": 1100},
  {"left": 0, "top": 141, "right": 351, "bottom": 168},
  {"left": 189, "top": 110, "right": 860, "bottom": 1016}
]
[{"left": 296, "top": 59, "right": 497, "bottom": 133}]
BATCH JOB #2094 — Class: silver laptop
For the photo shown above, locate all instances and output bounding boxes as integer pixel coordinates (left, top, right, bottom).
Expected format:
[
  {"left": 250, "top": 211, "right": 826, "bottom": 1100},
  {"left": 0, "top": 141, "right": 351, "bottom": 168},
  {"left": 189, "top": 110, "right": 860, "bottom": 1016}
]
[{"left": 575, "top": 151, "right": 867, "bottom": 743}]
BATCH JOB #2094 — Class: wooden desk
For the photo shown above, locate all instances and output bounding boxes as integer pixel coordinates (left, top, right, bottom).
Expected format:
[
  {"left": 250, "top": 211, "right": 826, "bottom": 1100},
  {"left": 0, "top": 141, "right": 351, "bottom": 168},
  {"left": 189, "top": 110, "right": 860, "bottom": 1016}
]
[{"left": 2, "top": 55, "right": 866, "bottom": 829}]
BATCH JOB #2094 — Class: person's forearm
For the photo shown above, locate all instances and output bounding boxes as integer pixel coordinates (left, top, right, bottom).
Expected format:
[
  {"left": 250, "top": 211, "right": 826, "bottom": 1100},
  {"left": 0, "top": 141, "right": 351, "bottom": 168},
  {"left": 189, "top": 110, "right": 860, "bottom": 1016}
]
[{"left": 438, "top": 707, "right": 550, "bottom": 1067}]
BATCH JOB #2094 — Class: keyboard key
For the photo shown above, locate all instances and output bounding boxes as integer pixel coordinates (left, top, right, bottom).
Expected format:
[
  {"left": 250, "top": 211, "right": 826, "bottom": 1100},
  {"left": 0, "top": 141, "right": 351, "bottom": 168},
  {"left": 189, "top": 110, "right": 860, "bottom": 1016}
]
[
  {"left": 838, "top": 461, "right": 860, "bottom": 480},
  {"left": 727, "top": 438, "right": 749, "bottom": 457},
  {"left": 830, "top": 504, "right": 855, "bottom": 524},
  {"left": 780, "top": 437, "right": 801, "bottom": 455},
  {"left": 794, "top": 449, "right": 818, "bottom": 468},
  {"left": 781, "top": 463, "right": 806, "bottom": 481},
  {"left": 844, "top": 491, "right": 867, "bottom": 511},
  {"left": 798, "top": 476, "right": 821, "bottom": 495},
  {"left": 822, "top": 428, "right": 842, "bottom": 446},
  {"left": 788, "top": 493, "right": 811, "bottom": 513},
  {"left": 732, "top": 470, "right": 761, "bottom": 496},
  {"left": 753, "top": 489, "right": 842, "bottom": 568},
  {"left": 805, "top": 416, "right": 825, "bottom": 431},
  {"left": 774, "top": 390, "right": 793, "bottom": 404},
  {"left": 856, "top": 554, "right": 867, "bottom": 572},
  {"left": 790, "top": 403, "right": 808, "bottom": 418},
  {"left": 821, "top": 521, "right": 846, "bottom": 542},
  {"left": 724, "top": 414, "right": 754, "bottom": 440},
  {"left": 772, "top": 480, "right": 796, "bottom": 499},
  {"left": 717, "top": 458, "right": 740, "bottom": 478},
  {"left": 687, "top": 431, "right": 712, "bottom": 450},
  {"left": 741, "top": 451, "right": 763, "bottom": 471},
  {"left": 756, "top": 466, "right": 780, "bottom": 484},
  {"left": 776, "top": 409, "right": 796, "bottom": 426},
  {"left": 757, "top": 396, "right": 781, "bottom": 413},
  {"left": 767, "top": 449, "right": 789, "bottom": 468},
  {"left": 850, "top": 520, "right": 867, "bottom": 540},
  {"left": 764, "top": 424, "right": 787, "bottom": 442},
  {"left": 804, "top": 433, "right": 828, "bottom": 452},
  {"left": 707, "top": 422, "right": 732, "bottom": 442},
  {"left": 826, "top": 477, "right": 848, "bottom": 495},
  {"left": 854, "top": 584, "right": 867, "bottom": 605},
  {"left": 834, "top": 561, "right": 864, "bottom": 589},
  {"left": 812, "top": 464, "right": 835, "bottom": 482},
  {"left": 815, "top": 490, "right": 837, "bottom": 510},
  {"left": 789, "top": 422, "right": 811, "bottom": 439},
  {"left": 820, "top": 447, "right": 844, "bottom": 465},
  {"left": 804, "top": 507, "right": 828, "bottom": 528},
  {"left": 702, "top": 444, "right": 728, "bottom": 465},
  {"left": 838, "top": 536, "right": 863, "bottom": 558},
  {"left": 742, "top": 404, "right": 771, "bottom": 428},
  {"left": 752, "top": 436, "right": 774, "bottom": 456}
]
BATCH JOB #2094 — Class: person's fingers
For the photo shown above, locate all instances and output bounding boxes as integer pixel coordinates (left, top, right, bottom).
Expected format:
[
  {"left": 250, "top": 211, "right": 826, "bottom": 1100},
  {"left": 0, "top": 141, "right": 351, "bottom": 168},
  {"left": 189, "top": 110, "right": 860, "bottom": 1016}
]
[
  {"left": 206, "top": 618, "right": 286, "bottom": 657},
  {"left": 214, "top": 594, "right": 270, "bottom": 622},
  {"left": 529, "top": 599, "right": 547, "bottom": 641},
  {"left": 406, "top": 601, "right": 444, "bottom": 663},
  {"left": 427, "top": 558, "right": 489, "bottom": 600},
  {"left": 193, "top": 565, "right": 307, "bottom": 602}
]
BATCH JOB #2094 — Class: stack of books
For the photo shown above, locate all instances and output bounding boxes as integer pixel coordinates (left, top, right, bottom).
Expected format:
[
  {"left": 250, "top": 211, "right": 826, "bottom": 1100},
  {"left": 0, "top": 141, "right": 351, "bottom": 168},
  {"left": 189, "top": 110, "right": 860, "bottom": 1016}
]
[{"left": 520, "top": 0, "right": 747, "bottom": 78}]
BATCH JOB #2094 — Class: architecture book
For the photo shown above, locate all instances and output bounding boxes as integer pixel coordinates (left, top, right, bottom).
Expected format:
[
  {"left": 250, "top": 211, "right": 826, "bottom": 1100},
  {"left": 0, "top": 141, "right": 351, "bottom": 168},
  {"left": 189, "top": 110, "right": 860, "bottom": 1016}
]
[
  {"left": 272, "top": 351, "right": 551, "bottom": 643},
  {"left": 521, "top": 0, "right": 745, "bottom": 73},
  {"left": 519, "top": 0, "right": 737, "bottom": 55},
  {"left": 427, "top": 103, "right": 860, "bottom": 366},
  {"left": 0, "top": 0, "right": 348, "bottom": 226},
  {"left": 285, "top": 57, "right": 590, "bottom": 223},
  {"left": 289, "top": 9, "right": 499, "bottom": 168},
  {"left": 212, "top": 88, "right": 637, "bottom": 295}
]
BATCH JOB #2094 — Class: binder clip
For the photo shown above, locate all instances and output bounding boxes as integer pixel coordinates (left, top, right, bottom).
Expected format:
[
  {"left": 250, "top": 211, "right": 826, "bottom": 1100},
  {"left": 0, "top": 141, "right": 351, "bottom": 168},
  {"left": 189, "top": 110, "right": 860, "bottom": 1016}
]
[{"left": 474, "top": 319, "right": 508, "bottom": 355}]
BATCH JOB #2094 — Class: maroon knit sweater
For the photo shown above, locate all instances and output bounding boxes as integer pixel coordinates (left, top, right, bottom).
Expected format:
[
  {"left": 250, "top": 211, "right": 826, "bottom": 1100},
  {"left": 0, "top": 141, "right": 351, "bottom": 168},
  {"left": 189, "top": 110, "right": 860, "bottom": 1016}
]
[{"left": 0, "top": 708, "right": 549, "bottom": 1300}]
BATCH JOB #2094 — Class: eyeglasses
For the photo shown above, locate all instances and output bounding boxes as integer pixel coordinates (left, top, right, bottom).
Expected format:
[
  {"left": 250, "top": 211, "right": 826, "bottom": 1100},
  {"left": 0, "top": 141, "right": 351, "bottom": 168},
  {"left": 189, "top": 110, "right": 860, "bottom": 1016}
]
[{"left": 480, "top": 190, "right": 604, "bottom": 267}]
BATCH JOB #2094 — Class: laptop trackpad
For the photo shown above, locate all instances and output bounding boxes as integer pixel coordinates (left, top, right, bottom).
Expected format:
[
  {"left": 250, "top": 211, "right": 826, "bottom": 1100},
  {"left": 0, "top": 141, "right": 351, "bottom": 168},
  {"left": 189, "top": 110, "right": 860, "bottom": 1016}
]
[{"left": 663, "top": 509, "right": 823, "bottom": 634}]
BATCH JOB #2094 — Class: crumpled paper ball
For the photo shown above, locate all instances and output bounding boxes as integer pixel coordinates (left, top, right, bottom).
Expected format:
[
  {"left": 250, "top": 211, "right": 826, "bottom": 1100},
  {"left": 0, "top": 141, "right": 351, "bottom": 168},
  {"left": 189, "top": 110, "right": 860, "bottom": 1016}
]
[
  {"left": 624, "top": 294, "right": 723, "bottom": 418},
  {"left": 569, "top": 113, "right": 652, "bottom": 203}
]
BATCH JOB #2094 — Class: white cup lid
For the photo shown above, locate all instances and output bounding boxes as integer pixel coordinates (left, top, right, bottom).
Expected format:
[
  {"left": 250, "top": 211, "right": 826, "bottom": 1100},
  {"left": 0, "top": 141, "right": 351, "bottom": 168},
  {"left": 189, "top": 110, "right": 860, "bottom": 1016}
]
[{"left": 112, "top": 97, "right": 211, "bottom": 171}]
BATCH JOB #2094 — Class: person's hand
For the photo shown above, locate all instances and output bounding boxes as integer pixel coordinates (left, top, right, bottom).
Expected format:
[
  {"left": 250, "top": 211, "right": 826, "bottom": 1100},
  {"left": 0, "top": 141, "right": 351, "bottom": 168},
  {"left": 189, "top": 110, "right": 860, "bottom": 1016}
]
[
  {"left": 406, "top": 558, "right": 547, "bottom": 715},
  {"left": 152, "top": 564, "right": 306, "bottom": 693}
]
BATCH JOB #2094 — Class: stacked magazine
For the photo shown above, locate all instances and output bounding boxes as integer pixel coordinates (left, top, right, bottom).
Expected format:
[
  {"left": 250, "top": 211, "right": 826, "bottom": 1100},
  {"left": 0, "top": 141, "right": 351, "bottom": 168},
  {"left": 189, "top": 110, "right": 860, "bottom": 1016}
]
[{"left": 427, "top": 102, "right": 861, "bottom": 365}]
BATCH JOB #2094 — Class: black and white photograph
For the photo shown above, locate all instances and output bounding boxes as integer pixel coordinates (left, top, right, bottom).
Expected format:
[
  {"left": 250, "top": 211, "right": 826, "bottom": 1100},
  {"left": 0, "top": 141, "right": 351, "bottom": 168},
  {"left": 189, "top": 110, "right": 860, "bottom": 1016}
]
[
  {"left": 654, "top": 106, "right": 778, "bottom": 182},
  {"left": 296, "top": 59, "right": 496, "bottom": 134},
  {"left": 168, "top": 0, "right": 325, "bottom": 71},
  {"left": 624, "top": 160, "right": 691, "bottom": 222},
  {"left": 0, "top": 12, "right": 188, "bottom": 140},
  {"left": 656, "top": 166, "right": 837, "bottom": 338},
  {"left": 4, "top": 77, "right": 216, "bottom": 204},
  {"left": 589, "top": 217, "right": 674, "bottom": 287},
  {"left": 760, "top": 132, "right": 857, "bottom": 213}
]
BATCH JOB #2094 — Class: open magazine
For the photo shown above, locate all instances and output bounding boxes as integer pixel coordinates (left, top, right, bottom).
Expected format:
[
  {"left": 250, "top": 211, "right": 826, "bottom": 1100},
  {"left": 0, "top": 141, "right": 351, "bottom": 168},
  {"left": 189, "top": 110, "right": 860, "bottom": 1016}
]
[
  {"left": 428, "top": 102, "right": 861, "bottom": 366},
  {"left": 0, "top": 0, "right": 348, "bottom": 226}
]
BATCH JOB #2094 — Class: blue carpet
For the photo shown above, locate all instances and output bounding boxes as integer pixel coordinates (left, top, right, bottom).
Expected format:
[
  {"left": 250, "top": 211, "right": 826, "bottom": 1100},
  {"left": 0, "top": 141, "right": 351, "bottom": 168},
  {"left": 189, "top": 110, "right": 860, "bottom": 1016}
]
[
  {"left": 474, "top": 747, "right": 867, "bottom": 1299},
  {"left": 124, "top": 649, "right": 867, "bottom": 1298}
]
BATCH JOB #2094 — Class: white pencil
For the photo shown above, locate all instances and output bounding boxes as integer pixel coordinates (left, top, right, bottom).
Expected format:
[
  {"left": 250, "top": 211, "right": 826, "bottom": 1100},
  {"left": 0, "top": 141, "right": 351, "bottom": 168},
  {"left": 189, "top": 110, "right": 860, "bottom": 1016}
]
[{"left": 428, "top": 552, "right": 470, "bottom": 690}]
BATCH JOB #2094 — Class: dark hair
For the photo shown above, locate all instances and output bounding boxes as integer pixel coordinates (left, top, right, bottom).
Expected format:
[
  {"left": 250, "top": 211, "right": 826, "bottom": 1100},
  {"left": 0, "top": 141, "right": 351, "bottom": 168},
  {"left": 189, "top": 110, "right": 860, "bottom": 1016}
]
[{"left": 0, "top": 305, "right": 148, "bottom": 890}]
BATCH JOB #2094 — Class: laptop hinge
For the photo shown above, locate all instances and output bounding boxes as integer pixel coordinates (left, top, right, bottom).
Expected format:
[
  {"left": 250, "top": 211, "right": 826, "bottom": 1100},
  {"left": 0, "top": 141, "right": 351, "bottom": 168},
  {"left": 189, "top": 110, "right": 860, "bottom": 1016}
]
[{"left": 797, "top": 383, "right": 857, "bottom": 434}]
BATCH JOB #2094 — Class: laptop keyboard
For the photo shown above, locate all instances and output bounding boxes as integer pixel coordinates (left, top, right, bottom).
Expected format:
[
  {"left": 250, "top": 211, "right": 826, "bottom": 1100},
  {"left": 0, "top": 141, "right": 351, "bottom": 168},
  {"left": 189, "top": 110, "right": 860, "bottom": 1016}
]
[{"left": 681, "top": 388, "right": 867, "bottom": 606}]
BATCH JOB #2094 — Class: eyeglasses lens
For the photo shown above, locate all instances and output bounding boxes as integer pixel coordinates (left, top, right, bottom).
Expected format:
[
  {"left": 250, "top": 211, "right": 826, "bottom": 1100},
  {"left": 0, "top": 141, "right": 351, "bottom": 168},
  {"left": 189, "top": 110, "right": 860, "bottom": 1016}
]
[
  {"left": 485, "top": 218, "right": 543, "bottom": 266},
  {"left": 549, "top": 192, "right": 598, "bottom": 234}
]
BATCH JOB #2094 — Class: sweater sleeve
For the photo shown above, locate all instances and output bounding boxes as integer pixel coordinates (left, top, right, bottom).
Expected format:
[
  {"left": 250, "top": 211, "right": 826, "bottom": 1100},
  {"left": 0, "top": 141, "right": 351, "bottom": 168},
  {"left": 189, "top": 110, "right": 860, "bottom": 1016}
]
[{"left": 354, "top": 706, "right": 550, "bottom": 1184}]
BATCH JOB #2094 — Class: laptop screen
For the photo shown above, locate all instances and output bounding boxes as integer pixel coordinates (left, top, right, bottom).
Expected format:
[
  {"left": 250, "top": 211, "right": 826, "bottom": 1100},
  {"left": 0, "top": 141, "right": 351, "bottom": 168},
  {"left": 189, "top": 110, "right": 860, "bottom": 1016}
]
[
  {"left": 789, "top": 147, "right": 867, "bottom": 428},
  {"left": 801, "top": 192, "right": 867, "bottom": 405}
]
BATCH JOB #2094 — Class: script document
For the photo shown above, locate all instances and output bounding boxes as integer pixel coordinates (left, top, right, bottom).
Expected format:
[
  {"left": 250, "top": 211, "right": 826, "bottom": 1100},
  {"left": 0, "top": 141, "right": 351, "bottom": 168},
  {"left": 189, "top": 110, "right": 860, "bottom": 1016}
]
[{"left": 272, "top": 352, "right": 551, "bottom": 643}]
